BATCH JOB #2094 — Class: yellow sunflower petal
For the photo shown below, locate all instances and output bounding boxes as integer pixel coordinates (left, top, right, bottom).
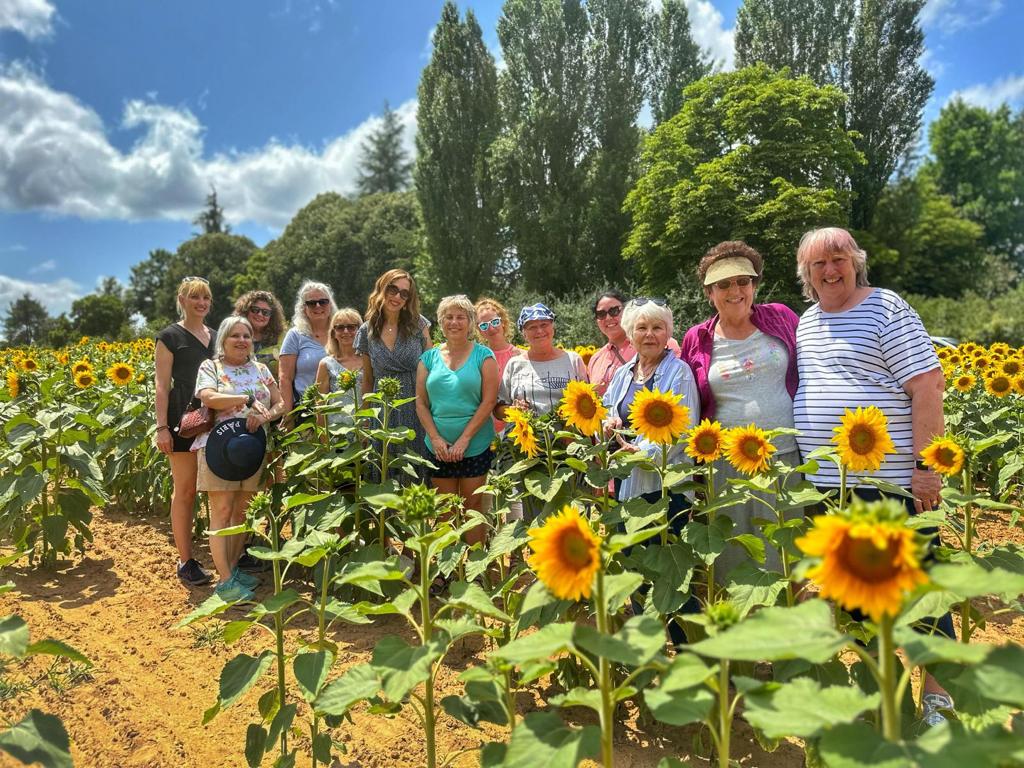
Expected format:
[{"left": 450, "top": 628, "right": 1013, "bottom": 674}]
[
  {"left": 527, "top": 505, "right": 602, "bottom": 601},
  {"left": 722, "top": 423, "right": 776, "bottom": 475},
  {"left": 558, "top": 380, "right": 607, "bottom": 436},
  {"left": 920, "top": 436, "right": 964, "bottom": 477},
  {"left": 628, "top": 387, "right": 690, "bottom": 445},
  {"left": 831, "top": 406, "right": 896, "bottom": 473},
  {"left": 685, "top": 419, "right": 725, "bottom": 463}
]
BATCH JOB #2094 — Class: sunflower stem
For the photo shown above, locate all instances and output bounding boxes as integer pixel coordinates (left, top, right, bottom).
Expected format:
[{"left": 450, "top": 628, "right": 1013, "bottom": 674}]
[
  {"left": 716, "top": 659, "right": 732, "bottom": 768},
  {"left": 960, "top": 459, "right": 974, "bottom": 644},
  {"left": 418, "top": 518, "right": 437, "bottom": 768},
  {"left": 594, "top": 568, "right": 615, "bottom": 768},
  {"left": 878, "top": 613, "right": 901, "bottom": 742},
  {"left": 660, "top": 444, "right": 669, "bottom": 546},
  {"left": 838, "top": 463, "right": 848, "bottom": 512}
]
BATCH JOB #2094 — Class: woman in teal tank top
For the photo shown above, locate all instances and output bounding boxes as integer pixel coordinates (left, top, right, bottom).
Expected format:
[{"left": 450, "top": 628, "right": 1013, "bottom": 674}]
[{"left": 415, "top": 295, "right": 498, "bottom": 549}]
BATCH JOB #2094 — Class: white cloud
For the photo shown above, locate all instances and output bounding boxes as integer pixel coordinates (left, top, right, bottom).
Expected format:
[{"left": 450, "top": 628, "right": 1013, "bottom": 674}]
[
  {"left": 920, "top": 47, "right": 946, "bottom": 79},
  {"left": 683, "top": 0, "right": 734, "bottom": 71},
  {"left": 0, "top": 274, "right": 83, "bottom": 317},
  {"left": 950, "top": 74, "right": 1024, "bottom": 109},
  {"left": 0, "top": 0, "right": 55, "bottom": 40},
  {"left": 28, "top": 259, "right": 55, "bottom": 273},
  {"left": 0, "top": 63, "right": 418, "bottom": 229},
  {"left": 921, "top": 0, "right": 1002, "bottom": 35}
]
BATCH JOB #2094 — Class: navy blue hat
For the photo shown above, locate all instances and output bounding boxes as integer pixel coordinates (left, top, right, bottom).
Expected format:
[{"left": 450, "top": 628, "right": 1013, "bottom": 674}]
[
  {"left": 517, "top": 302, "right": 556, "bottom": 330},
  {"left": 204, "top": 418, "right": 267, "bottom": 481}
]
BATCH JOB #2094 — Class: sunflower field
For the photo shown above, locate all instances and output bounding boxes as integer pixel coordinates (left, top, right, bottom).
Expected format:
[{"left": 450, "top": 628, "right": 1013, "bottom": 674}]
[{"left": 0, "top": 341, "right": 1022, "bottom": 768}]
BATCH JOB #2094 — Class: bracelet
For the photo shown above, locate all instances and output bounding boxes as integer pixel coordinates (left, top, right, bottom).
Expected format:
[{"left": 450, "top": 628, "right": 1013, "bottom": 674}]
[{"left": 156, "top": 426, "right": 170, "bottom": 433}]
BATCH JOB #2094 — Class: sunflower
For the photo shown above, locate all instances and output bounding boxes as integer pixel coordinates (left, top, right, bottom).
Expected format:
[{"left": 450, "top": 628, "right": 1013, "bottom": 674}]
[
  {"left": 628, "top": 388, "right": 690, "bottom": 445},
  {"left": 832, "top": 406, "right": 896, "bottom": 473},
  {"left": 935, "top": 346, "right": 952, "bottom": 361},
  {"left": 685, "top": 419, "right": 725, "bottom": 463},
  {"left": 796, "top": 498, "right": 928, "bottom": 622},
  {"left": 971, "top": 355, "right": 991, "bottom": 371},
  {"left": 920, "top": 436, "right": 965, "bottom": 477},
  {"left": 527, "top": 505, "right": 602, "bottom": 601},
  {"left": 71, "top": 359, "right": 92, "bottom": 376},
  {"left": 1015, "top": 376, "right": 1024, "bottom": 395},
  {"left": 575, "top": 346, "right": 598, "bottom": 367},
  {"left": 505, "top": 407, "right": 539, "bottom": 458},
  {"left": 106, "top": 362, "right": 134, "bottom": 387},
  {"left": 946, "top": 353, "right": 963, "bottom": 368},
  {"left": 6, "top": 370, "right": 19, "bottom": 399},
  {"left": 952, "top": 373, "right": 976, "bottom": 393},
  {"left": 77, "top": 336, "right": 90, "bottom": 346},
  {"left": 19, "top": 357, "right": 39, "bottom": 373},
  {"left": 55, "top": 352, "right": 69, "bottom": 365},
  {"left": 558, "top": 380, "right": 607, "bottom": 436},
  {"left": 984, "top": 373, "right": 1013, "bottom": 397},
  {"left": 990, "top": 342, "right": 1010, "bottom": 356},
  {"left": 74, "top": 370, "right": 96, "bottom": 389},
  {"left": 722, "top": 424, "right": 776, "bottom": 475},
  {"left": 998, "top": 358, "right": 1024, "bottom": 377}
]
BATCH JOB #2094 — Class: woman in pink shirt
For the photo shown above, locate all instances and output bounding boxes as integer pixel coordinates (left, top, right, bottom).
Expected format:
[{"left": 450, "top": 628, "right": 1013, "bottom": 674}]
[
  {"left": 587, "top": 291, "right": 633, "bottom": 397},
  {"left": 474, "top": 298, "right": 522, "bottom": 431}
]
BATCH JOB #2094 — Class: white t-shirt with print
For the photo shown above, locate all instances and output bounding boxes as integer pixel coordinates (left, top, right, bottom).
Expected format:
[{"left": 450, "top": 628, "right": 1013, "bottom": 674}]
[
  {"left": 499, "top": 351, "right": 586, "bottom": 416},
  {"left": 191, "top": 358, "right": 276, "bottom": 451}
]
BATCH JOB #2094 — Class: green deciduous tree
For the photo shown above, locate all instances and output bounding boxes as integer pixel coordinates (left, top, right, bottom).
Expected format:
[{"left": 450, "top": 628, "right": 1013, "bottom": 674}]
[
  {"left": 70, "top": 291, "right": 131, "bottom": 339},
  {"left": 623, "top": 65, "right": 861, "bottom": 306},
  {"left": 928, "top": 99, "right": 1024, "bottom": 265},
  {"left": 127, "top": 248, "right": 173, "bottom": 324},
  {"left": 358, "top": 103, "right": 413, "bottom": 196},
  {"left": 415, "top": 2, "right": 503, "bottom": 299},
  {"left": 2, "top": 294, "right": 50, "bottom": 347},
  {"left": 650, "top": 0, "right": 711, "bottom": 125},
  {"left": 494, "top": 0, "right": 593, "bottom": 295},
  {"left": 155, "top": 233, "right": 257, "bottom": 327}
]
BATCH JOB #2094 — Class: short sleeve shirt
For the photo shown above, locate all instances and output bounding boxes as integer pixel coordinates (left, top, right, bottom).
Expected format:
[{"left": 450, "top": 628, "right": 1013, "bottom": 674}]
[
  {"left": 280, "top": 329, "right": 326, "bottom": 397},
  {"left": 192, "top": 359, "right": 276, "bottom": 451},
  {"left": 793, "top": 288, "right": 940, "bottom": 487},
  {"left": 420, "top": 343, "right": 496, "bottom": 456},
  {"left": 499, "top": 351, "right": 586, "bottom": 416}
]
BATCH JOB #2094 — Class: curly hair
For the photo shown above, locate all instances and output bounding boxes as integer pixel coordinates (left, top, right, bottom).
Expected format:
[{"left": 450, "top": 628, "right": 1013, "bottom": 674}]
[
  {"left": 233, "top": 290, "right": 286, "bottom": 346},
  {"left": 696, "top": 241, "right": 764, "bottom": 294},
  {"left": 365, "top": 269, "right": 422, "bottom": 339},
  {"left": 474, "top": 297, "right": 514, "bottom": 344}
]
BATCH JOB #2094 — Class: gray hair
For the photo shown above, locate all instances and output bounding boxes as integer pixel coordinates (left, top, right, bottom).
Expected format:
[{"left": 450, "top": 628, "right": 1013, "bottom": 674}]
[
  {"left": 291, "top": 280, "right": 338, "bottom": 337},
  {"left": 214, "top": 315, "right": 255, "bottom": 362},
  {"left": 796, "top": 227, "right": 870, "bottom": 302},
  {"left": 622, "top": 300, "right": 674, "bottom": 341},
  {"left": 437, "top": 294, "right": 476, "bottom": 337}
]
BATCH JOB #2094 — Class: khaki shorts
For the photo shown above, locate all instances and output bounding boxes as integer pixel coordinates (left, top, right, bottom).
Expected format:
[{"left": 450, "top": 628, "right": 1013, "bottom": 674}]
[{"left": 196, "top": 448, "right": 267, "bottom": 493}]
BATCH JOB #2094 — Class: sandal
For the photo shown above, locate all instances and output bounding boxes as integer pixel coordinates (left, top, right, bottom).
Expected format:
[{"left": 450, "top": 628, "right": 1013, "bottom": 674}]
[{"left": 429, "top": 573, "right": 452, "bottom": 597}]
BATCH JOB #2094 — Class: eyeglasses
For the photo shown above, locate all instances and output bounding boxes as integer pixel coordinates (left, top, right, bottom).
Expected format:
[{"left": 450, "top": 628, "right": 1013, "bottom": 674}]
[
  {"left": 594, "top": 305, "right": 623, "bottom": 321},
  {"left": 181, "top": 276, "right": 209, "bottom": 284},
  {"left": 632, "top": 297, "right": 668, "bottom": 307},
  {"left": 478, "top": 317, "right": 502, "bottom": 331},
  {"left": 333, "top": 323, "right": 359, "bottom": 333},
  {"left": 713, "top": 277, "right": 753, "bottom": 291},
  {"left": 248, "top": 307, "right": 272, "bottom": 317},
  {"left": 304, "top": 298, "right": 331, "bottom": 308},
  {"left": 385, "top": 284, "right": 411, "bottom": 301}
]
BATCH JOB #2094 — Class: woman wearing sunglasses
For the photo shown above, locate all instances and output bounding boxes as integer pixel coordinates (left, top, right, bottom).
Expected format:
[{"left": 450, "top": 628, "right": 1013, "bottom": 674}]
[
  {"left": 473, "top": 297, "right": 521, "bottom": 432},
  {"left": 279, "top": 281, "right": 336, "bottom": 420},
  {"left": 316, "top": 308, "right": 364, "bottom": 431},
  {"left": 357, "top": 269, "right": 433, "bottom": 459},
  {"left": 233, "top": 290, "right": 286, "bottom": 380},
  {"left": 679, "top": 241, "right": 800, "bottom": 576},
  {"left": 588, "top": 290, "right": 631, "bottom": 397}
]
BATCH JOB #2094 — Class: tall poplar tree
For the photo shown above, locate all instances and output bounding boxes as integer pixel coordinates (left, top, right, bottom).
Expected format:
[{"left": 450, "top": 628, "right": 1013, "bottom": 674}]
[
  {"left": 650, "top": 0, "right": 711, "bottom": 125},
  {"left": 357, "top": 102, "right": 413, "bottom": 195},
  {"left": 585, "top": 0, "right": 650, "bottom": 285},
  {"left": 493, "top": 0, "right": 592, "bottom": 294},
  {"left": 415, "top": 2, "right": 502, "bottom": 298}
]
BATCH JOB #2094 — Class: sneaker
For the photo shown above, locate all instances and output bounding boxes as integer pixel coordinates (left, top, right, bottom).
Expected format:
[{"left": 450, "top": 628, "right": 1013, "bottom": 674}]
[
  {"left": 215, "top": 573, "right": 255, "bottom": 603},
  {"left": 232, "top": 567, "right": 260, "bottom": 590},
  {"left": 921, "top": 693, "right": 954, "bottom": 727},
  {"left": 237, "top": 551, "right": 271, "bottom": 573},
  {"left": 177, "top": 558, "right": 213, "bottom": 587}
]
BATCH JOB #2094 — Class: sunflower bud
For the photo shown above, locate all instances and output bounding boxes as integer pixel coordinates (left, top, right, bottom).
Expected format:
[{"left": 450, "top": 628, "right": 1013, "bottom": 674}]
[
  {"left": 402, "top": 483, "right": 437, "bottom": 523},
  {"left": 377, "top": 376, "right": 402, "bottom": 402},
  {"left": 337, "top": 369, "right": 358, "bottom": 392},
  {"left": 248, "top": 492, "right": 272, "bottom": 516},
  {"left": 705, "top": 599, "right": 741, "bottom": 630}
]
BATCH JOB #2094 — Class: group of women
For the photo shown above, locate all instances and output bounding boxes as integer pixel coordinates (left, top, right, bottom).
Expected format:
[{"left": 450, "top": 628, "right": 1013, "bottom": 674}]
[{"left": 153, "top": 228, "right": 954, "bottom": 721}]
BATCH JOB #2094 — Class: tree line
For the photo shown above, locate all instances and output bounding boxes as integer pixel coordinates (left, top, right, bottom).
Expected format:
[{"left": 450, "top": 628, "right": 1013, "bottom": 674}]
[{"left": 4, "top": 0, "right": 1023, "bottom": 346}]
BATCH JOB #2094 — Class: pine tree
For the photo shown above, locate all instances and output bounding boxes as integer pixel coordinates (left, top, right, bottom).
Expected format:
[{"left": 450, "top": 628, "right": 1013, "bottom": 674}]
[
  {"left": 193, "top": 187, "right": 230, "bottom": 234},
  {"left": 415, "top": 2, "right": 503, "bottom": 298},
  {"left": 650, "top": 0, "right": 711, "bottom": 125},
  {"left": 357, "top": 102, "right": 413, "bottom": 195}
]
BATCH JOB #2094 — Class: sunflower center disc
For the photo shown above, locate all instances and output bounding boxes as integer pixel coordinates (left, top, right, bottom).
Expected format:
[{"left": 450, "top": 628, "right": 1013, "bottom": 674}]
[
  {"left": 560, "top": 531, "right": 593, "bottom": 569},
  {"left": 645, "top": 403, "right": 672, "bottom": 428},
  {"left": 695, "top": 433, "right": 718, "bottom": 454},
  {"left": 740, "top": 437, "right": 761, "bottom": 459},
  {"left": 840, "top": 536, "right": 899, "bottom": 583},
  {"left": 577, "top": 397, "right": 596, "bottom": 419},
  {"left": 849, "top": 425, "right": 876, "bottom": 455},
  {"left": 937, "top": 447, "right": 956, "bottom": 467}
]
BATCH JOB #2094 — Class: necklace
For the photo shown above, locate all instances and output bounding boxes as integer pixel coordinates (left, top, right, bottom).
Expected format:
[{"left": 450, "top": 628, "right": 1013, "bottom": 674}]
[{"left": 635, "top": 362, "right": 653, "bottom": 384}]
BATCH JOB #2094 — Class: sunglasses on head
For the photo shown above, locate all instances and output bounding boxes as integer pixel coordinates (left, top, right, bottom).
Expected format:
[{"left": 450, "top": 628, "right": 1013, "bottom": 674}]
[
  {"left": 714, "top": 276, "right": 753, "bottom": 291},
  {"left": 182, "top": 276, "right": 209, "bottom": 284},
  {"left": 333, "top": 323, "right": 359, "bottom": 333},
  {"left": 304, "top": 298, "right": 330, "bottom": 308},
  {"left": 478, "top": 317, "right": 502, "bottom": 331},
  {"left": 594, "top": 305, "right": 623, "bottom": 321},
  {"left": 248, "top": 307, "right": 272, "bottom": 317},
  {"left": 632, "top": 297, "right": 668, "bottom": 308},
  {"left": 385, "top": 284, "right": 411, "bottom": 301}
]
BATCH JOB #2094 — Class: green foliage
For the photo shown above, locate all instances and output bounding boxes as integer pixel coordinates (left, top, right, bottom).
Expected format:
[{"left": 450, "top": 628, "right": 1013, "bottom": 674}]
[
  {"left": 650, "top": 0, "right": 711, "bottom": 125},
  {"left": 357, "top": 102, "right": 413, "bottom": 196},
  {"left": 415, "top": 3, "right": 503, "bottom": 300},
  {"left": 929, "top": 99, "right": 1024, "bottom": 264},
  {"left": 2, "top": 294, "right": 50, "bottom": 347},
  {"left": 70, "top": 292, "right": 130, "bottom": 339},
  {"left": 193, "top": 187, "right": 230, "bottom": 235},
  {"left": 908, "top": 286, "right": 1024, "bottom": 345},
  {"left": 623, "top": 64, "right": 860, "bottom": 306},
  {"left": 127, "top": 248, "right": 173, "bottom": 324}
]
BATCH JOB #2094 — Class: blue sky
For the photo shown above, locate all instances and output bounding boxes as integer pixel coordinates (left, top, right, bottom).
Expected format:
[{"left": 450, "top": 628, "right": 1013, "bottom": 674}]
[{"left": 1, "top": 0, "right": 1022, "bottom": 316}]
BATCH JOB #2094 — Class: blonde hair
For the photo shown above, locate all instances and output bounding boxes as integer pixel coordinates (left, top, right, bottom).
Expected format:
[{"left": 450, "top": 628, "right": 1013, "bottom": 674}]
[
  {"left": 796, "top": 227, "right": 870, "bottom": 302},
  {"left": 474, "top": 297, "right": 514, "bottom": 344},
  {"left": 175, "top": 277, "right": 212, "bottom": 320},
  {"left": 291, "top": 280, "right": 338, "bottom": 337},
  {"left": 326, "top": 308, "right": 363, "bottom": 357},
  {"left": 436, "top": 295, "right": 476, "bottom": 340}
]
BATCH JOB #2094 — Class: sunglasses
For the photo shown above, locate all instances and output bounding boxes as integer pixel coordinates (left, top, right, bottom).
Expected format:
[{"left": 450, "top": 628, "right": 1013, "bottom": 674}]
[
  {"left": 632, "top": 297, "right": 668, "bottom": 307},
  {"left": 713, "top": 277, "right": 753, "bottom": 291},
  {"left": 385, "top": 284, "right": 411, "bottom": 301},
  {"left": 333, "top": 323, "right": 359, "bottom": 333},
  {"left": 594, "top": 305, "right": 623, "bottom": 321},
  {"left": 304, "top": 298, "right": 331, "bottom": 308},
  {"left": 478, "top": 317, "right": 502, "bottom": 331},
  {"left": 181, "top": 276, "right": 209, "bottom": 284},
  {"left": 248, "top": 307, "right": 272, "bottom": 317}
]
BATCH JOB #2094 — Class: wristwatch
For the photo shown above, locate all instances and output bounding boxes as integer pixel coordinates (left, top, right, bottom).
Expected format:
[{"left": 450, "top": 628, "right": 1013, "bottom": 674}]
[
  {"left": 915, "top": 459, "right": 929, "bottom": 471},
  {"left": 245, "top": 393, "right": 255, "bottom": 408}
]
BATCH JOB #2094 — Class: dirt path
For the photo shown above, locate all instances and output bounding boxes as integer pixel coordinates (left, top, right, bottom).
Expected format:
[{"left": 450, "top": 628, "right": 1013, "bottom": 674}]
[{"left": 0, "top": 507, "right": 1019, "bottom": 768}]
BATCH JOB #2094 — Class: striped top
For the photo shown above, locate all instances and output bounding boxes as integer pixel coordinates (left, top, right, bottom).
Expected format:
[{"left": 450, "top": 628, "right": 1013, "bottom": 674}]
[{"left": 794, "top": 288, "right": 939, "bottom": 488}]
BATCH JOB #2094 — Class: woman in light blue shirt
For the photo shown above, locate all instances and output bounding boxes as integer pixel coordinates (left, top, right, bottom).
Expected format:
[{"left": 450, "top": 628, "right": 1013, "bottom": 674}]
[
  {"left": 279, "top": 280, "right": 335, "bottom": 420},
  {"left": 416, "top": 295, "right": 498, "bottom": 547}
]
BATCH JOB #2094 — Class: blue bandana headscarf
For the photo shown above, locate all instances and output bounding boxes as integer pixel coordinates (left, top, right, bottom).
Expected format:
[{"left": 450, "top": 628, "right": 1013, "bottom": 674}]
[{"left": 517, "top": 302, "right": 556, "bottom": 330}]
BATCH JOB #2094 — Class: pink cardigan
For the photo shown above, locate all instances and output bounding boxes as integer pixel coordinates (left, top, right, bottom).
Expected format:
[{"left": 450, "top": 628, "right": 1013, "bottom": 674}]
[{"left": 678, "top": 303, "right": 800, "bottom": 421}]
